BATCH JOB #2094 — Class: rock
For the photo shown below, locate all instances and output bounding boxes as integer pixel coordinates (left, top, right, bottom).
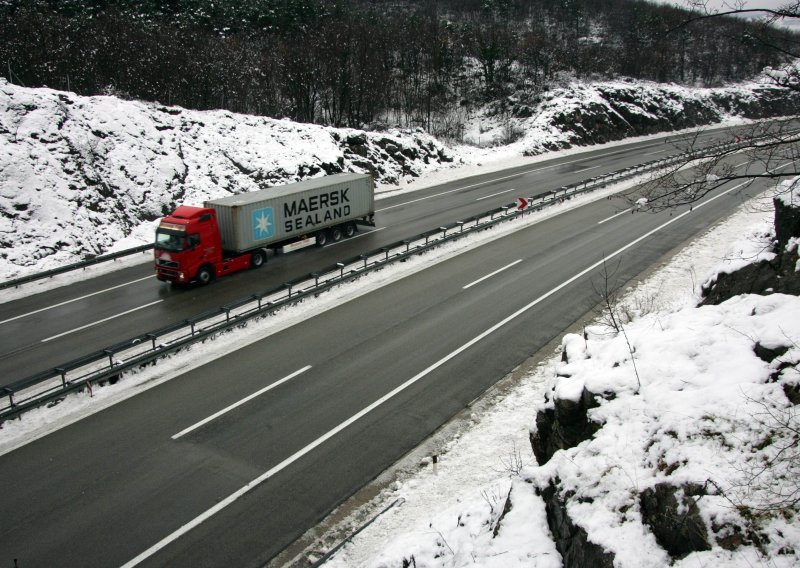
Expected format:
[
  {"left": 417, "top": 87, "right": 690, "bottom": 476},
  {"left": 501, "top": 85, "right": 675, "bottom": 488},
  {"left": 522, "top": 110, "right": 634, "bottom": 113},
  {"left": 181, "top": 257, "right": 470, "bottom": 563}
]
[
  {"left": 774, "top": 197, "right": 800, "bottom": 250},
  {"left": 754, "top": 342, "right": 790, "bottom": 363},
  {"left": 346, "top": 133, "right": 367, "bottom": 146},
  {"left": 701, "top": 259, "right": 778, "bottom": 305},
  {"left": 784, "top": 382, "right": 800, "bottom": 405},
  {"left": 640, "top": 483, "right": 711, "bottom": 558},
  {"left": 702, "top": 196, "right": 800, "bottom": 304},
  {"left": 530, "top": 387, "right": 604, "bottom": 465},
  {"left": 541, "top": 482, "right": 616, "bottom": 568}
]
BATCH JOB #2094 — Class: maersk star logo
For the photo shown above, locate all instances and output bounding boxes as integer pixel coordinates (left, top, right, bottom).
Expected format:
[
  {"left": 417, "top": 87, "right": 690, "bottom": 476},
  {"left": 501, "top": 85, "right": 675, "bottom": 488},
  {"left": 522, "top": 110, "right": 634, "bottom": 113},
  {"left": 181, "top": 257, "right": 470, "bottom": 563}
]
[{"left": 252, "top": 207, "right": 275, "bottom": 240}]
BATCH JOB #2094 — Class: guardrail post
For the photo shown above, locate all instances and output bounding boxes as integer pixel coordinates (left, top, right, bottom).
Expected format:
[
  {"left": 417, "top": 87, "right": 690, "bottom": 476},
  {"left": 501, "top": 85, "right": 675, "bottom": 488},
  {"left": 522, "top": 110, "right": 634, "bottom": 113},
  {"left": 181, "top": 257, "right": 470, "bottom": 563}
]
[
  {"left": 223, "top": 307, "right": 231, "bottom": 323},
  {"left": 4, "top": 387, "right": 15, "bottom": 409},
  {"left": 311, "top": 272, "right": 319, "bottom": 287},
  {"left": 147, "top": 333, "right": 157, "bottom": 350},
  {"left": 336, "top": 262, "right": 345, "bottom": 279},
  {"left": 104, "top": 349, "right": 114, "bottom": 367},
  {"left": 457, "top": 221, "right": 464, "bottom": 233},
  {"left": 361, "top": 254, "right": 368, "bottom": 269},
  {"left": 284, "top": 283, "right": 292, "bottom": 298},
  {"left": 440, "top": 226, "right": 448, "bottom": 238},
  {"left": 187, "top": 320, "right": 195, "bottom": 336},
  {"left": 381, "top": 248, "right": 389, "bottom": 261},
  {"left": 57, "top": 367, "right": 67, "bottom": 388}
]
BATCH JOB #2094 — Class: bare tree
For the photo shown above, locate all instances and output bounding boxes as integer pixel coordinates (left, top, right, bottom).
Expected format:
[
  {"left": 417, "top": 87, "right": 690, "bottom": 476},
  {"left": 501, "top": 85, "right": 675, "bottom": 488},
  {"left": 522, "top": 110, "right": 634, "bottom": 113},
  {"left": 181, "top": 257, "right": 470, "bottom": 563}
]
[
  {"left": 636, "top": 119, "right": 800, "bottom": 211},
  {"left": 631, "top": 2, "right": 800, "bottom": 211}
]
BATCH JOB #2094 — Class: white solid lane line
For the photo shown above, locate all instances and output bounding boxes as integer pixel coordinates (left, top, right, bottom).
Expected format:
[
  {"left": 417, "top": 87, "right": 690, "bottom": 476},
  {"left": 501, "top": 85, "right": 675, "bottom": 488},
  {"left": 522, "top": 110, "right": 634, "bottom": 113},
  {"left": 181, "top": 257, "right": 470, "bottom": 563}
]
[
  {"left": 41, "top": 300, "right": 163, "bottom": 343},
  {"left": 123, "top": 173, "right": 743, "bottom": 568},
  {"left": 1, "top": 275, "right": 156, "bottom": 326},
  {"left": 463, "top": 259, "right": 523, "bottom": 289},
  {"left": 573, "top": 164, "right": 604, "bottom": 173},
  {"left": 596, "top": 158, "right": 776, "bottom": 226},
  {"left": 597, "top": 207, "right": 634, "bottom": 225},
  {"left": 172, "top": 366, "right": 312, "bottom": 440}
]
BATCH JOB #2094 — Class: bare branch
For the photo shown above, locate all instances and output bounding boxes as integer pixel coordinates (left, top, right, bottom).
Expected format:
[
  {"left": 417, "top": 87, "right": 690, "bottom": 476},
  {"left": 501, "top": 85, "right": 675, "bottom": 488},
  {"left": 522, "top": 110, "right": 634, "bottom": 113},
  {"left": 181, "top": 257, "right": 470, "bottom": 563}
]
[{"left": 629, "top": 119, "right": 800, "bottom": 211}]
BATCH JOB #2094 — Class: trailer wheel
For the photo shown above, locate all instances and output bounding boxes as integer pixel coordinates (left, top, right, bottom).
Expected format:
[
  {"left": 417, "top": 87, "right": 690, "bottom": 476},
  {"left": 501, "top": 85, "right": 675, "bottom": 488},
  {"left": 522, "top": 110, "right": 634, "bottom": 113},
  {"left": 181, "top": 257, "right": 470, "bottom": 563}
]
[
  {"left": 343, "top": 222, "right": 357, "bottom": 238},
  {"left": 196, "top": 265, "right": 214, "bottom": 286},
  {"left": 250, "top": 249, "right": 266, "bottom": 269},
  {"left": 330, "top": 227, "right": 343, "bottom": 243},
  {"left": 316, "top": 230, "right": 330, "bottom": 247}
]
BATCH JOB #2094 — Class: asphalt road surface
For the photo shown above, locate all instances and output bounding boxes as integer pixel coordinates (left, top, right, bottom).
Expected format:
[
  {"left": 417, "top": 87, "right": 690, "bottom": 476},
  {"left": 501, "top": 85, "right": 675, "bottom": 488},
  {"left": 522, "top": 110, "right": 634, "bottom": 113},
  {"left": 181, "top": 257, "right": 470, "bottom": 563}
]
[
  {"left": 0, "top": 126, "right": 741, "bottom": 384},
  {"left": 0, "top": 129, "right": 783, "bottom": 567}
]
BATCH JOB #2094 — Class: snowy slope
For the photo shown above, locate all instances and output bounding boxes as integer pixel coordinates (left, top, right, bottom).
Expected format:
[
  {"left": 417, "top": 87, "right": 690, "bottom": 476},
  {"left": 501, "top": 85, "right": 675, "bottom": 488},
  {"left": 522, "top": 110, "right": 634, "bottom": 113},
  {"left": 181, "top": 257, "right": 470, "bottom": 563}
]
[
  {"left": 464, "top": 72, "right": 800, "bottom": 153},
  {"left": 2, "top": 71, "right": 798, "bottom": 280},
  {"left": 0, "top": 78, "right": 452, "bottom": 277},
  {"left": 2, "top": 66, "right": 799, "bottom": 566}
]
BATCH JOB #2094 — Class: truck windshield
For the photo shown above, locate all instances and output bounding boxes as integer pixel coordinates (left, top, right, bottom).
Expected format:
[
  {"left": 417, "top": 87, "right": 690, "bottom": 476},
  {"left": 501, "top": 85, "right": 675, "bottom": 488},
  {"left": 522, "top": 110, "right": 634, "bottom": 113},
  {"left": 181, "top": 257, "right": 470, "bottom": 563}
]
[{"left": 155, "top": 230, "right": 188, "bottom": 252}]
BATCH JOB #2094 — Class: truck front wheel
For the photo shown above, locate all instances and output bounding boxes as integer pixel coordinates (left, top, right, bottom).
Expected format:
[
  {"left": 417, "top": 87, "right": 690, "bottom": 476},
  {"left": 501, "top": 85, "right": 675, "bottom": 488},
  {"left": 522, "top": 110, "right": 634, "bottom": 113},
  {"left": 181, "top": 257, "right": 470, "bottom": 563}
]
[
  {"left": 196, "top": 265, "right": 214, "bottom": 285},
  {"left": 251, "top": 250, "right": 266, "bottom": 269}
]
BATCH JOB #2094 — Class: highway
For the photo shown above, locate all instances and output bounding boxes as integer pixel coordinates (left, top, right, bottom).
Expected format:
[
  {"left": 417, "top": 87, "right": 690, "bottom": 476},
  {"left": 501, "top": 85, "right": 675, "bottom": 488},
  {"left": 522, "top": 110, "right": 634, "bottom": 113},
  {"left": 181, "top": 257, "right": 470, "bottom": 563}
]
[
  {"left": 0, "top": 127, "right": 776, "bottom": 567},
  {"left": 0, "top": 127, "right": 734, "bottom": 383}
]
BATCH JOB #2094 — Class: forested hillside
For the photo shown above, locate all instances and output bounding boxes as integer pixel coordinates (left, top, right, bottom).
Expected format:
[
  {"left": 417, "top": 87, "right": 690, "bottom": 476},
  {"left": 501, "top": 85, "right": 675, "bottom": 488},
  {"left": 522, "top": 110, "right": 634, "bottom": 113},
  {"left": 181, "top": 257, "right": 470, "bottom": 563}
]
[{"left": 2, "top": 0, "right": 797, "bottom": 138}]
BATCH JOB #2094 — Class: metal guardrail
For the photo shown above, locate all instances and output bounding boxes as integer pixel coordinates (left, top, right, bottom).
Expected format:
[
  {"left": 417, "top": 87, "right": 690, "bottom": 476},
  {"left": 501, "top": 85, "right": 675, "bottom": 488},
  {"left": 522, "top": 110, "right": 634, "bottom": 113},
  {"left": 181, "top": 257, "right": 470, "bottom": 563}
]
[
  {"left": 0, "top": 139, "right": 753, "bottom": 421},
  {"left": 0, "top": 244, "right": 154, "bottom": 291},
  {"left": 1, "top": 128, "right": 781, "bottom": 292}
]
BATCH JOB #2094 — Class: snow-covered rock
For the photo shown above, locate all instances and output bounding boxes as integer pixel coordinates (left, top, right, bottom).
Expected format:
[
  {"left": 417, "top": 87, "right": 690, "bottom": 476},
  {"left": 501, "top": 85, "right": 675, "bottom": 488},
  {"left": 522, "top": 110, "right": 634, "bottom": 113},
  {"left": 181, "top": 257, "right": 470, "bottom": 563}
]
[
  {"left": 2, "top": 70, "right": 798, "bottom": 280},
  {"left": 0, "top": 79, "right": 452, "bottom": 277}
]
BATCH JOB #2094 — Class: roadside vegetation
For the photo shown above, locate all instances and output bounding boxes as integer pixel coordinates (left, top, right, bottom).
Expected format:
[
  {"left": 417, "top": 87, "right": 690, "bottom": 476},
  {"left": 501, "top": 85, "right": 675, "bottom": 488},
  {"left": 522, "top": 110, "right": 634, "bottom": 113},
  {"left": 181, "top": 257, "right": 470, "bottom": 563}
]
[{"left": 1, "top": 0, "right": 797, "bottom": 138}]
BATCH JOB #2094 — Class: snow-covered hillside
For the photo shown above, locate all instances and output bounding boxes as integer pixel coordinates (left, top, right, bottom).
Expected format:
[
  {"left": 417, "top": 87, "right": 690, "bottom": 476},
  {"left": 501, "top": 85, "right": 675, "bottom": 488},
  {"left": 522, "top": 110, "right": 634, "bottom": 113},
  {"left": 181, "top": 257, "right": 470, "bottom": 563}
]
[
  {"left": 2, "top": 62, "right": 799, "bottom": 566},
  {"left": 0, "top": 78, "right": 455, "bottom": 278},
  {"left": 465, "top": 74, "right": 800, "bottom": 151},
  {"left": 1, "top": 72, "right": 797, "bottom": 280}
]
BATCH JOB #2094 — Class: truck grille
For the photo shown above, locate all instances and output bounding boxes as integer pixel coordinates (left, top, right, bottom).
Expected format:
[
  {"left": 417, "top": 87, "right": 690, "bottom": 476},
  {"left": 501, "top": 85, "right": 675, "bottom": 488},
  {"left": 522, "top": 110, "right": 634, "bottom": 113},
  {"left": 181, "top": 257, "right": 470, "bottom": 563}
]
[{"left": 157, "top": 258, "right": 179, "bottom": 269}]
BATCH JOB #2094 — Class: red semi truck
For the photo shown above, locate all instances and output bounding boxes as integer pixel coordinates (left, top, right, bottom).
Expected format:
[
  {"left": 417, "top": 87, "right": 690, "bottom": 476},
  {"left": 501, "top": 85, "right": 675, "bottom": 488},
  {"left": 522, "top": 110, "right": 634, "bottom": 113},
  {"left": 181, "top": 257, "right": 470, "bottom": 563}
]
[{"left": 154, "top": 173, "right": 375, "bottom": 284}]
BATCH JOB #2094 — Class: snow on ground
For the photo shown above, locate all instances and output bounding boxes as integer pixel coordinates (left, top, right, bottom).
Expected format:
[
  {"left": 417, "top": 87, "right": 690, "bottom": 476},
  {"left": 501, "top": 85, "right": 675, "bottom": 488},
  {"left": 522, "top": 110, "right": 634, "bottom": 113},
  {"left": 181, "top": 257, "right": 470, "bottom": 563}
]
[
  {"left": 0, "top": 115, "right": 752, "bottom": 306},
  {"left": 304, "top": 188, "right": 799, "bottom": 568},
  {"left": 0, "top": 71, "right": 787, "bottom": 282},
  {"left": 3, "top": 72, "right": 799, "bottom": 566},
  {"left": 0, "top": 78, "right": 452, "bottom": 278}
]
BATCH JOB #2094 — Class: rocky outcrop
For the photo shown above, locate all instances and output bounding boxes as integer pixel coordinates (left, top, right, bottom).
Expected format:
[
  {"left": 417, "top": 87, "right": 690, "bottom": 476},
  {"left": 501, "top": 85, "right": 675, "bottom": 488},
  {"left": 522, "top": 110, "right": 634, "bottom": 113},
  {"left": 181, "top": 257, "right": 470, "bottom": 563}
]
[
  {"left": 640, "top": 483, "right": 711, "bottom": 559},
  {"left": 702, "top": 195, "right": 800, "bottom": 305},
  {"left": 0, "top": 80, "right": 455, "bottom": 275},
  {"left": 532, "top": 81, "right": 800, "bottom": 151},
  {"left": 530, "top": 387, "right": 604, "bottom": 466},
  {"left": 529, "top": 342, "right": 617, "bottom": 566},
  {"left": 540, "top": 482, "right": 616, "bottom": 568},
  {"left": 530, "top": 337, "right": 610, "bottom": 466},
  {"left": 700, "top": 258, "right": 780, "bottom": 304},
  {"left": 775, "top": 194, "right": 800, "bottom": 249},
  {"left": 337, "top": 131, "right": 452, "bottom": 185}
]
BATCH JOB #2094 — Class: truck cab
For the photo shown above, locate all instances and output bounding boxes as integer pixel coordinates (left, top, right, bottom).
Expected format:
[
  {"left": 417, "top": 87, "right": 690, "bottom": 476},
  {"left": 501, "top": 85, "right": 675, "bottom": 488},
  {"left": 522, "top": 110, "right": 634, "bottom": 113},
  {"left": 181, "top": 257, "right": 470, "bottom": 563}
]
[{"left": 154, "top": 206, "right": 223, "bottom": 285}]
